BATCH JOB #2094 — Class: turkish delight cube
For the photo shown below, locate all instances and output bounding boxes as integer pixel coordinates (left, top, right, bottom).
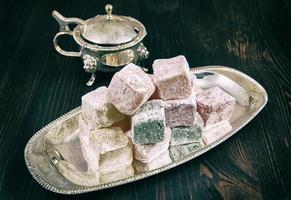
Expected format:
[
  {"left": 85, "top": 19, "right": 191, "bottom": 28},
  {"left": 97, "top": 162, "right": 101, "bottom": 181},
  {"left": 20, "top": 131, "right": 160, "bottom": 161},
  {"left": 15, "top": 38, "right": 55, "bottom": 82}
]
[
  {"left": 81, "top": 86, "right": 124, "bottom": 128},
  {"left": 79, "top": 130, "right": 100, "bottom": 172},
  {"left": 107, "top": 63, "right": 155, "bottom": 115},
  {"left": 152, "top": 55, "right": 192, "bottom": 100},
  {"left": 54, "top": 133, "right": 93, "bottom": 173},
  {"left": 170, "top": 113, "right": 203, "bottom": 146},
  {"left": 170, "top": 126, "right": 201, "bottom": 146},
  {"left": 91, "top": 127, "right": 133, "bottom": 174},
  {"left": 132, "top": 100, "right": 166, "bottom": 144},
  {"left": 196, "top": 87, "right": 236, "bottom": 127},
  {"left": 133, "top": 150, "right": 172, "bottom": 173},
  {"left": 78, "top": 115, "right": 94, "bottom": 146},
  {"left": 202, "top": 121, "right": 232, "bottom": 145},
  {"left": 99, "top": 144, "right": 133, "bottom": 174},
  {"left": 164, "top": 94, "right": 196, "bottom": 127},
  {"left": 126, "top": 127, "right": 171, "bottom": 163}
]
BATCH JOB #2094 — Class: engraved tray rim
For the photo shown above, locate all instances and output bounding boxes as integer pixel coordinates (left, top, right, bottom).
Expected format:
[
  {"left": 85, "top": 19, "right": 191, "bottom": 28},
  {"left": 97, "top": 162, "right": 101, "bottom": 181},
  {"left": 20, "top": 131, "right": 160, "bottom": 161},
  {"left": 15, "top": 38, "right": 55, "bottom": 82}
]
[{"left": 24, "top": 66, "right": 268, "bottom": 194}]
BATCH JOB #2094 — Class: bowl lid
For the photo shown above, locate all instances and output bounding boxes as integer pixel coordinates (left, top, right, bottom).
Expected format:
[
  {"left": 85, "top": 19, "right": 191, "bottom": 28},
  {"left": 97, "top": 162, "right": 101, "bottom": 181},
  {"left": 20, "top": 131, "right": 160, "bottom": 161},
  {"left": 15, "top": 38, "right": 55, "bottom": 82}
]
[{"left": 81, "top": 4, "right": 138, "bottom": 45}]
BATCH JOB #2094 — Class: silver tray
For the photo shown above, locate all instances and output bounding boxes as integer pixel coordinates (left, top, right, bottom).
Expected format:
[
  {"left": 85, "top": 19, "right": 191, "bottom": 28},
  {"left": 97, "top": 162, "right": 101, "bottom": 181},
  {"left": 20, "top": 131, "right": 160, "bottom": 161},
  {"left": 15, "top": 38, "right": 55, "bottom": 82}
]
[{"left": 24, "top": 66, "right": 268, "bottom": 194}]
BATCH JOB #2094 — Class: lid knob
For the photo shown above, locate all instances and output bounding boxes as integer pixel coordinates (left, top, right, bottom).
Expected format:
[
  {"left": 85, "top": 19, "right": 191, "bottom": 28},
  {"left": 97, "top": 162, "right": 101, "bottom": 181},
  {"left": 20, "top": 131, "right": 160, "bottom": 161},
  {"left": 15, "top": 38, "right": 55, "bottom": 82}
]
[{"left": 105, "top": 4, "right": 113, "bottom": 20}]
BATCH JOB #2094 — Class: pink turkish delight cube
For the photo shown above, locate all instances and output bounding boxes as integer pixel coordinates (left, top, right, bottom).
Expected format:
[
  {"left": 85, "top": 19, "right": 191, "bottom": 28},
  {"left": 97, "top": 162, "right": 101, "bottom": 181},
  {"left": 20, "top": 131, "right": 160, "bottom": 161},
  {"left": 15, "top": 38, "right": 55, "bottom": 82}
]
[
  {"left": 164, "top": 94, "right": 196, "bottom": 127},
  {"left": 152, "top": 55, "right": 192, "bottom": 100},
  {"left": 107, "top": 63, "right": 155, "bottom": 115},
  {"left": 196, "top": 87, "right": 235, "bottom": 127}
]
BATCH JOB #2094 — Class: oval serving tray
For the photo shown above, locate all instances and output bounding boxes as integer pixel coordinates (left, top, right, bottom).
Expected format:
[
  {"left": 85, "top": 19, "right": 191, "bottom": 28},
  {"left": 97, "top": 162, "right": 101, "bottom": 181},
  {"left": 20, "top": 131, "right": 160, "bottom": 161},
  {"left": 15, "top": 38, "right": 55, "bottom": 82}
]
[{"left": 24, "top": 66, "right": 268, "bottom": 194}]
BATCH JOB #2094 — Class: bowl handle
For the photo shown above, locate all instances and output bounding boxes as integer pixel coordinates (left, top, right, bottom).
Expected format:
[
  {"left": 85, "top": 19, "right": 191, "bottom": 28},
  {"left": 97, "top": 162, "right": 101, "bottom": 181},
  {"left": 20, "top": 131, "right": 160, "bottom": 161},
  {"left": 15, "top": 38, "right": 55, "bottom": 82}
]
[{"left": 52, "top": 10, "right": 85, "bottom": 57}]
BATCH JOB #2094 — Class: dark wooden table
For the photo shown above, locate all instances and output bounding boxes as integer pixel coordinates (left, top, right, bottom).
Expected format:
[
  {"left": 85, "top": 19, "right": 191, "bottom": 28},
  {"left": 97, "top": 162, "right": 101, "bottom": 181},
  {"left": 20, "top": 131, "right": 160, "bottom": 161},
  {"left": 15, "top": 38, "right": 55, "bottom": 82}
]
[{"left": 0, "top": 0, "right": 290, "bottom": 199}]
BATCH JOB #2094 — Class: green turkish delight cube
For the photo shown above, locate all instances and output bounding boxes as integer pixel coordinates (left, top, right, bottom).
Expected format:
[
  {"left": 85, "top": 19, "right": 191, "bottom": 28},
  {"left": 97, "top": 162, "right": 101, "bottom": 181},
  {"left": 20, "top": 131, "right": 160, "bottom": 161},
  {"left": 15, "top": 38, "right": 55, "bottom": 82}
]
[
  {"left": 132, "top": 100, "right": 166, "bottom": 144},
  {"left": 170, "top": 113, "right": 203, "bottom": 146},
  {"left": 170, "top": 126, "right": 202, "bottom": 146}
]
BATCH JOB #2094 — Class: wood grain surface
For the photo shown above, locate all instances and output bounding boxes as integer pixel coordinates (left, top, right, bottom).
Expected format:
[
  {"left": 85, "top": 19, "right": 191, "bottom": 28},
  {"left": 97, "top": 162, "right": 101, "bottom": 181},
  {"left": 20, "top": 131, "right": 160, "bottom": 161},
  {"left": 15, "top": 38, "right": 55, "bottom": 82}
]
[{"left": 0, "top": 0, "right": 290, "bottom": 199}]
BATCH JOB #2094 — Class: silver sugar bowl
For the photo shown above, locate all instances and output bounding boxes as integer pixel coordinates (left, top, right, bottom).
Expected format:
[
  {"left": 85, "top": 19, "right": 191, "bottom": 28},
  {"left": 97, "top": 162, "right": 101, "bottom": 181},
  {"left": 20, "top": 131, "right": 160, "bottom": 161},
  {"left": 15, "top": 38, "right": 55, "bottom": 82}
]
[{"left": 52, "top": 4, "right": 149, "bottom": 86}]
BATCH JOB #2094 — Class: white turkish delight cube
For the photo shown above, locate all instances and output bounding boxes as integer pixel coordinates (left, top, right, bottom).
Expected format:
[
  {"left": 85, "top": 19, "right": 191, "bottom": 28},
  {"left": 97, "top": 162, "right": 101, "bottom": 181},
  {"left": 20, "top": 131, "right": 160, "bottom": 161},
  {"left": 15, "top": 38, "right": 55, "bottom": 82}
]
[
  {"left": 78, "top": 130, "right": 100, "bottom": 172},
  {"left": 133, "top": 150, "right": 172, "bottom": 173},
  {"left": 202, "top": 121, "right": 232, "bottom": 145},
  {"left": 91, "top": 126, "right": 133, "bottom": 174},
  {"left": 81, "top": 86, "right": 124, "bottom": 128}
]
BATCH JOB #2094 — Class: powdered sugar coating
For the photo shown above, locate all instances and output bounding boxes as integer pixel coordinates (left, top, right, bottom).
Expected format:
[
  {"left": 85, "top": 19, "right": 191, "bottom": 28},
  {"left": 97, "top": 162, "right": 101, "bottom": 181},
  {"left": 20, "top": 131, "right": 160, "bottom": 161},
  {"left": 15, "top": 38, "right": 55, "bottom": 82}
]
[
  {"left": 78, "top": 115, "right": 92, "bottom": 146},
  {"left": 164, "top": 94, "right": 196, "bottom": 127},
  {"left": 132, "top": 100, "right": 166, "bottom": 144},
  {"left": 92, "top": 126, "right": 129, "bottom": 154},
  {"left": 78, "top": 124, "right": 132, "bottom": 173},
  {"left": 196, "top": 87, "right": 236, "bottom": 127},
  {"left": 202, "top": 121, "right": 232, "bottom": 145},
  {"left": 107, "top": 63, "right": 155, "bottom": 115},
  {"left": 170, "top": 125, "right": 201, "bottom": 146},
  {"left": 190, "top": 73, "right": 203, "bottom": 95},
  {"left": 126, "top": 127, "right": 171, "bottom": 163},
  {"left": 81, "top": 86, "right": 124, "bottom": 128},
  {"left": 78, "top": 116, "right": 100, "bottom": 173},
  {"left": 79, "top": 131, "right": 100, "bottom": 172},
  {"left": 90, "top": 127, "right": 133, "bottom": 174},
  {"left": 152, "top": 55, "right": 192, "bottom": 100},
  {"left": 133, "top": 150, "right": 172, "bottom": 173},
  {"left": 170, "top": 113, "right": 203, "bottom": 146},
  {"left": 99, "top": 144, "right": 133, "bottom": 174}
]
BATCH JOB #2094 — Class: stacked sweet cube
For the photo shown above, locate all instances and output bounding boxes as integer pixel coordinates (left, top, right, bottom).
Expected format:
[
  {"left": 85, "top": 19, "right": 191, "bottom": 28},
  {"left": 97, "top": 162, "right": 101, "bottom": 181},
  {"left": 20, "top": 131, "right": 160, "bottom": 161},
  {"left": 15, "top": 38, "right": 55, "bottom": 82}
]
[
  {"left": 78, "top": 55, "right": 236, "bottom": 184},
  {"left": 196, "top": 87, "right": 235, "bottom": 144},
  {"left": 79, "top": 87, "right": 133, "bottom": 184},
  {"left": 150, "top": 56, "right": 204, "bottom": 161}
]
